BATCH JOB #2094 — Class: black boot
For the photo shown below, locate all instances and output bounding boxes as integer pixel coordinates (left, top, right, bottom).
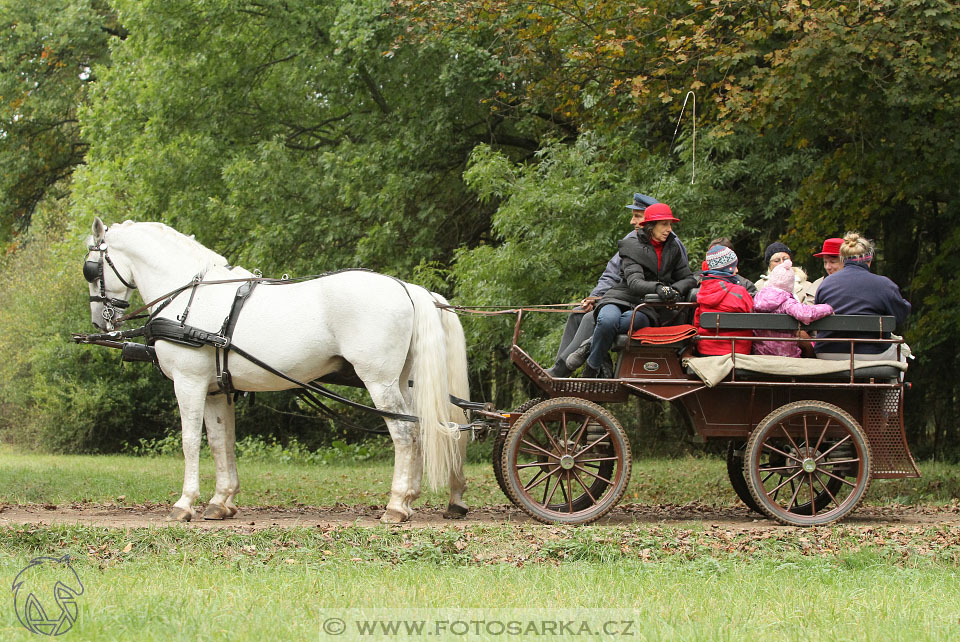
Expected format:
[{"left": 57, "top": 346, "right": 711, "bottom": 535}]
[
  {"left": 583, "top": 356, "right": 614, "bottom": 379},
  {"left": 601, "top": 354, "right": 615, "bottom": 378}
]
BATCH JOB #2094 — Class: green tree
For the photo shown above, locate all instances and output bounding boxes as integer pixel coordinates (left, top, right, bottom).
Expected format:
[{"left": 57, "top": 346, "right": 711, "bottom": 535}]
[
  {"left": 404, "top": 0, "right": 960, "bottom": 454},
  {"left": 73, "top": 0, "right": 549, "bottom": 276},
  {"left": 0, "top": 0, "right": 120, "bottom": 239}
]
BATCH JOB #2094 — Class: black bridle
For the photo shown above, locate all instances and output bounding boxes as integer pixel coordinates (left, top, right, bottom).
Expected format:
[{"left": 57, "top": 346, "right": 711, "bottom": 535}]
[{"left": 83, "top": 242, "right": 136, "bottom": 326}]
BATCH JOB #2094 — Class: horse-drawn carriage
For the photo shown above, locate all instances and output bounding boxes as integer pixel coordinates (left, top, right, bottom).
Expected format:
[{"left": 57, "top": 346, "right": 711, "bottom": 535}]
[
  {"left": 491, "top": 298, "right": 916, "bottom": 527},
  {"left": 74, "top": 219, "right": 916, "bottom": 528}
]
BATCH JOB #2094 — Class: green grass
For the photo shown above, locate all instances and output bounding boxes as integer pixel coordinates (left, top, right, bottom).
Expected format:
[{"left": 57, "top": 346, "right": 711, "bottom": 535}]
[
  {"left": 1, "top": 524, "right": 959, "bottom": 641},
  {"left": 3, "top": 447, "right": 960, "bottom": 641},
  {"left": 1, "top": 446, "right": 958, "bottom": 509}
]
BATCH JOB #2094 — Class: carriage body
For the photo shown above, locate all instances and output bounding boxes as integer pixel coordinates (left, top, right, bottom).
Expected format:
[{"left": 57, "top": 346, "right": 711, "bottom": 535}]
[{"left": 497, "top": 301, "right": 917, "bottom": 526}]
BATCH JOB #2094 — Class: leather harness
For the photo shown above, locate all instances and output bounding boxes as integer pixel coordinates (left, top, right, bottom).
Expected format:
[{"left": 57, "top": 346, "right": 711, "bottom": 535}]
[{"left": 132, "top": 279, "right": 421, "bottom": 423}]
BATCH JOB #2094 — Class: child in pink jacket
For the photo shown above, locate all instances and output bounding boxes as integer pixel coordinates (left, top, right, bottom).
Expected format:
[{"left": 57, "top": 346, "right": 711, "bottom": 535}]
[{"left": 752, "top": 260, "right": 834, "bottom": 357}]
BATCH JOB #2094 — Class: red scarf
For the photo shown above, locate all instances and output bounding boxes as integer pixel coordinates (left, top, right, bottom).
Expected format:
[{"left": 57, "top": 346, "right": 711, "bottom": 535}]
[{"left": 651, "top": 238, "right": 664, "bottom": 270}]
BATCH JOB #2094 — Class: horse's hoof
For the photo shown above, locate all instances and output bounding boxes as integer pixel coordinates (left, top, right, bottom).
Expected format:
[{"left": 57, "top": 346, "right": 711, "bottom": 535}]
[
  {"left": 380, "top": 509, "right": 409, "bottom": 524},
  {"left": 442, "top": 503, "right": 469, "bottom": 519},
  {"left": 225, "top": 505, "right": 239, "bottom": 517},
  {"left": 202, "top": 503, "right": 231, "bottom": 520},
  {"left": 166, "top": 507, "right": 193, "bottom": 522}
]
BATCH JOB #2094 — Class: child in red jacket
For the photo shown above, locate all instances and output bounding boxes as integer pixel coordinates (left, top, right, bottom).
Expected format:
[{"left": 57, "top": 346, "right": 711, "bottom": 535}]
[{"left": 694, "top": 245, "right": 754, "bottom": 355}]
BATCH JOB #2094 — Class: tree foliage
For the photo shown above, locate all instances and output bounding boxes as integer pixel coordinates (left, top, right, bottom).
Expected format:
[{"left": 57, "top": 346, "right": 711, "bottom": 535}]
[
  {"left": 1, "top": 0, "right": 958, "bottom": 456},
  {"left": 0, "top": 0, "right": 119, "bottom": 238}
]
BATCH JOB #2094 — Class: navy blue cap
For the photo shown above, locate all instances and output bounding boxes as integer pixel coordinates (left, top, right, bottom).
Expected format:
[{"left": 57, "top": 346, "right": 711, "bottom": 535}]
[{"left": 626, "top": 193, "right": 659, "bottom": 211}]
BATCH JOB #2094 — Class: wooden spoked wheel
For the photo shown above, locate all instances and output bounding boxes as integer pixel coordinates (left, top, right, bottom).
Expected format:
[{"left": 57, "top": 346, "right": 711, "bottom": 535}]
[
  {"left": 492, "top": 398, "right": 542, "bottom": 499},
  {"left": 501, "top": 397, "right": 631, "bottom": 525},
  {"left": 745, "top": 401, "right": 871, "bottom": 526},
  {"left": 728, "top": 440, "right": 844, "bottom": 515}
]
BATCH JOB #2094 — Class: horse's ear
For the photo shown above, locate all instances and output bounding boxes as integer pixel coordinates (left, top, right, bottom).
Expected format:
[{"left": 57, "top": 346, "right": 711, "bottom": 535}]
[{"left": 92, "top": 217, "right": 105, "bottom": 244}]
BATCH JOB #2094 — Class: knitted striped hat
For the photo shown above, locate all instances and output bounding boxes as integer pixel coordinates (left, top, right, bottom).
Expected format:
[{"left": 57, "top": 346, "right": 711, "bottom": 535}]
[{"left": 705, "top": 244, "right": 738, "bottom": 272}]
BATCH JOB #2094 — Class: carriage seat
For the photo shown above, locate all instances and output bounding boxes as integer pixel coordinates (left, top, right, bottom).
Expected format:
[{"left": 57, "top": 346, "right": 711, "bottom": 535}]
[
  {"left": 697, "top": 312, "right": 899, "bottom": 335},
  {"left": 688, "top": 313, "right": 905, "bottom": 385},
  {"left": 730, "top": 363, "right": 902, "bottom": 382}
]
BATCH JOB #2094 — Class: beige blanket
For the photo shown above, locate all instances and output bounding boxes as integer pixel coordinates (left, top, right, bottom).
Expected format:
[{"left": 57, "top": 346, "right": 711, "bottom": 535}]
[{"left": 683, "top": 354, "right": 907, "bottom": 388}]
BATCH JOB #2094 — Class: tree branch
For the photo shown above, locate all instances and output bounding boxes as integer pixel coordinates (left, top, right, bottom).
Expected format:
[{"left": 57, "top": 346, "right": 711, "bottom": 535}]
[{"left": 358, "top": 64, "right": 391, "bottom": 114}]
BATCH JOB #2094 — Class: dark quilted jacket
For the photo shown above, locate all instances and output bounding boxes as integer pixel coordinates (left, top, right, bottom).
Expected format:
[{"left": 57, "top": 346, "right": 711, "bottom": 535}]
[{"left": 597, "top": 229, "right": 697, "bottom": 326}]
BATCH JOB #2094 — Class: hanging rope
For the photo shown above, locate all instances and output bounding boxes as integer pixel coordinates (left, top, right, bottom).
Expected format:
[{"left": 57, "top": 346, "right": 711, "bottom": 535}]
[{"left": 656, "top": 90, "right": 697, "bottom": 194}]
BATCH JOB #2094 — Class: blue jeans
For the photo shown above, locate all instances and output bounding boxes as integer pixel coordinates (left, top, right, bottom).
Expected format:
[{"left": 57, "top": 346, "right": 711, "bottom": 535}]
[{"left": 587, "top": 305, "right": 651, "bottom": 369}]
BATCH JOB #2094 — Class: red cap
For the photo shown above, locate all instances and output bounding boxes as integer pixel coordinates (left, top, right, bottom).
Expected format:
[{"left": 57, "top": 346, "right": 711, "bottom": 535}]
[
  {"left": 814, "top": 237, "right": 843, "bottom": 257},
  {"left": 642, "top": 203, "right": 679, "bottom": 223}
]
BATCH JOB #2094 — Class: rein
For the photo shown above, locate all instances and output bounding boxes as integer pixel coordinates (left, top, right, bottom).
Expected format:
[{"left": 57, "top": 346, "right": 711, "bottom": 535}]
[
  {"left": 115, "top": 268, "right": 394, "bottom": 325},
  {"left": 79, "top": 251, "right": 564, "bottom": 431},
  {"left": 115, "top": 275, "right": 299, "bottom": 325},
  {"left": 434, "top": 302, "right": 583, "bottom": 315}
]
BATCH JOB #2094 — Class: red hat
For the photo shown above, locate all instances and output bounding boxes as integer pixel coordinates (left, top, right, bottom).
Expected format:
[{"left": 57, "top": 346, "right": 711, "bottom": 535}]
[
  {"left": 642, "top": 203, "right": 679, "bottom": 223},
  {"left": 814, "top": 237, "right": 843, "bottom": 257}
]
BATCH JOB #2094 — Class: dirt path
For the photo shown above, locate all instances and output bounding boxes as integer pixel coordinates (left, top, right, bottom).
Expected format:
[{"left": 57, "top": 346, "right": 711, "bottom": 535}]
[{"left": 2, "top": 502, "right": 958, "bottom": 531}]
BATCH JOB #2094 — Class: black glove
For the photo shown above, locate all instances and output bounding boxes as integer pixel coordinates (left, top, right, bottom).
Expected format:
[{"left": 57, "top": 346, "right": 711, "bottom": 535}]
[{"left": 656, "top": 284, "right": 678, "bottom": 302}]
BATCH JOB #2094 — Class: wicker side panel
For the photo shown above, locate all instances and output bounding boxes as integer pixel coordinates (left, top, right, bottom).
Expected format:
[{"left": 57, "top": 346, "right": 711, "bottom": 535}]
[
  {"left": 511, "top": 347, "right": 627, "bottom": 402},
  {"left": 549, "top": 378, "right": 625, "bottom": 400},
  {"left": 863, "top": 388, "right": 919, "bottom": 478}
]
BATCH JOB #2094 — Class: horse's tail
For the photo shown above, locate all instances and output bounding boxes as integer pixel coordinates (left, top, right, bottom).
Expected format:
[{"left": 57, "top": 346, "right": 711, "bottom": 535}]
[
  {"left": 433, "top": 292, "right": 470, "bottom": 485},
  {"left": 408, "top": 287, "right": 462, "bottom": 489}
]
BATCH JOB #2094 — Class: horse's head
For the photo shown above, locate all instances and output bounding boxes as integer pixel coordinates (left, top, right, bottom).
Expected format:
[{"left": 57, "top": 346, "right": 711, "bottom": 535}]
[{"left": 84, "top": 217, "right": 137, "bottom": 331}]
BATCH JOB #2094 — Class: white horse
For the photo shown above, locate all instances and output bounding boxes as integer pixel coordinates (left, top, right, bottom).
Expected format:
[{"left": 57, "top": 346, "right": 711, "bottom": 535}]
[{"left": 82, "top": 217, "right": 470, "bottom": 523}]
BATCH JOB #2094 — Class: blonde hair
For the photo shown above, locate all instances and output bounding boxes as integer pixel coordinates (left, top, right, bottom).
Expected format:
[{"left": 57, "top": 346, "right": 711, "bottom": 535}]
[{"left": 839, "top": 231, "right": 874, "bottom": 260}]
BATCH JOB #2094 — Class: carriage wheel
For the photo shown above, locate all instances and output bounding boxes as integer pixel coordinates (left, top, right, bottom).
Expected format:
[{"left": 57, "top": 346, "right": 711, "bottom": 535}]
[
  {"left": 501, "top": 397, "right": 631, "bottom": 525},
  {"left": 493, "top": 398, "right": 612, "bottom": 511},
  {"left": 744, "top": 401, "right": 871, "bottom": 527},
  {"left": 492, "top": 398, "right": 542, "bottom": 499},
  {"left": 730, "top": 440, "right": 845, "bottom": 516},
  {"left": 726, "top": 441, "right": 764, "bottom": 514}
]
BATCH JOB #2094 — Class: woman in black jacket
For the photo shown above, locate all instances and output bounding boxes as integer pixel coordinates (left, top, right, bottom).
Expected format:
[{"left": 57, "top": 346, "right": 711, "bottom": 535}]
[{"left": 580, "top": 203, "right": 696, "bottom": 377}]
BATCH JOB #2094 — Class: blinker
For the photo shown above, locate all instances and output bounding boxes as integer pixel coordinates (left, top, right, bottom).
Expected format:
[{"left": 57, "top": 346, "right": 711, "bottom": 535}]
[{"left": 83, "top": 260, "right": 100, "bottom": 283}]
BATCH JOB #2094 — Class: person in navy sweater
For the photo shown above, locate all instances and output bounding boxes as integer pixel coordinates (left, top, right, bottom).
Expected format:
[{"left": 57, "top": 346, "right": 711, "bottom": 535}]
[{"left": 814, "top": 232, "right": 911, "bottom": 361}]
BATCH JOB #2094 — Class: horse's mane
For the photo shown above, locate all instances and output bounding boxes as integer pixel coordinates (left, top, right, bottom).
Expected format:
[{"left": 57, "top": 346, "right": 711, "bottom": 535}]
[{"left": 110, "top": 220, "right": 229, "bottom": 271}]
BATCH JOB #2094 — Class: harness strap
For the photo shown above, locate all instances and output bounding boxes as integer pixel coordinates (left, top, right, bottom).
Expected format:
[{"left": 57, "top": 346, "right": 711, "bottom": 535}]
[
  {"left": 216, "top": 280, "right": 258, "bottom": 397},
  {"left": 142, "top": 317, "right": 419, "bottom": 423},
  {"left": 226, "top": 343, "right": 420, "bottom": 423},
  {"left": 177, "top": 277, "right": 203, "bottom": 327},
  {"left": 104, "top": 252, "right": 136, "bottom": 289},
  {"left": 115, "top": 268, "right": 383, "bottom": 325}
]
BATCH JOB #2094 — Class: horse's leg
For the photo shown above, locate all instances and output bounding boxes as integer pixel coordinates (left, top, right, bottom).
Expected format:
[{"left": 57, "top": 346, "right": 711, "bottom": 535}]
[
  {"left": 221, "top": 398, "right": 240, "bottom": 517},
  {"left": 368, "top": 383, "right": 421, "bottom": 524},
  {"left": 443, "top": 434, "right": 469, "bottom": 519},
  {"left": 201, "top": 394, "right": 239, "bottom": 520},
  {"left": 169, "top": 379, "right": 207, "bottom": 522}
]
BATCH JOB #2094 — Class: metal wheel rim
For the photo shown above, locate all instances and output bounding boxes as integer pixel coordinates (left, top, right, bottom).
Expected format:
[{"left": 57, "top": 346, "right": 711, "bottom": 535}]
[
  {"left": 503, "top": 398, "right": 630, "bottom": 524},
  {"left": 746, "top": 401, "right": 870, "bottom": 526}
]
